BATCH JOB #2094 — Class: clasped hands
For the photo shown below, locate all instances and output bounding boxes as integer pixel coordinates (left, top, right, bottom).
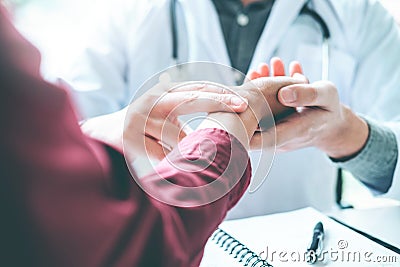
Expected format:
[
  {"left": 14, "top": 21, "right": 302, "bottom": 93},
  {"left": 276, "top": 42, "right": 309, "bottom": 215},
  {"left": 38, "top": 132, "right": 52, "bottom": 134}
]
[
  {"left": 83, "top": 58, "right": 368, "bottom": 162},
  {"left": 248, "top": 58, "right": 369, "bottom": 160}
]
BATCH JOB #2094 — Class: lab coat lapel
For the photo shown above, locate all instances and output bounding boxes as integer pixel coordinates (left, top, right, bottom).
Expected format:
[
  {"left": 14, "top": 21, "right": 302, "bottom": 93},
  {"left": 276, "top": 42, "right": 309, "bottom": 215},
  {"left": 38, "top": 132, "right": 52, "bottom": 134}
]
[
  {"left": 180, "top": 0, "right": 231, "bottom": 66},
  {"left": 250, "top": 0, "right": 307, "bottom": 71}
]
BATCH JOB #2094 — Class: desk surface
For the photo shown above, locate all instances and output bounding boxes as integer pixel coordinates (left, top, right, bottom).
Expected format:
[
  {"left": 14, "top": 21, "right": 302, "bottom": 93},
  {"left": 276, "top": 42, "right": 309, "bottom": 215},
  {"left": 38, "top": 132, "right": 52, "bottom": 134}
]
[{"left": 330, "top": 205, "right": 400, "bottom": 250}]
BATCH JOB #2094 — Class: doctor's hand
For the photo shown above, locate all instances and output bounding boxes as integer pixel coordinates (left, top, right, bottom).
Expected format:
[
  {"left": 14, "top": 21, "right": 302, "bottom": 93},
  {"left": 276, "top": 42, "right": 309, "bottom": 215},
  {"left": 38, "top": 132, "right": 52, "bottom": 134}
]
[
  {"left": 82, "top": 80, "right": 248, "bottom": 161},
  {"left": 249, "top": 60, "right": 369, "bottom": 159},
  {"left": 274, "top": 81, "right": 369, "bottom": 159},
  {"left": 198, "top": 75, "right": 308, "bottom": 149}
]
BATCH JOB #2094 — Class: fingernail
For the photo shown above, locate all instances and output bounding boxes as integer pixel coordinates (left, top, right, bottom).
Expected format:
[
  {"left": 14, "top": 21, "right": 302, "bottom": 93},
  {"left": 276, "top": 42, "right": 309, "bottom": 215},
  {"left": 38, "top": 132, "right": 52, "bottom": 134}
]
[
  {"left": 280, "top": 88, "right": 297, "bottom": 103},
  {"left": 231, "top": 96, "right": 247, "bottom": 107}
]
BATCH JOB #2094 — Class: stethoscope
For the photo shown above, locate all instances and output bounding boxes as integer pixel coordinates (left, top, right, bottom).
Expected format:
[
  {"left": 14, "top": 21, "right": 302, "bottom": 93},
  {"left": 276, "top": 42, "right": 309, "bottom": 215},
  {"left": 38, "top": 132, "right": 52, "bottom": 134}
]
[{"left": 169, "top": 0, "right": 331, "bottom": 80}]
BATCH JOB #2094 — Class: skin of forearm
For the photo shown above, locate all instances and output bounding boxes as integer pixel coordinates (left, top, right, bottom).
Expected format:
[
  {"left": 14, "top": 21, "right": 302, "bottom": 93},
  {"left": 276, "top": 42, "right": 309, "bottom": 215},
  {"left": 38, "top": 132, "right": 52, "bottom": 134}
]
[{"left": 320, "top": 106, "right": 369, "bottom": 159}]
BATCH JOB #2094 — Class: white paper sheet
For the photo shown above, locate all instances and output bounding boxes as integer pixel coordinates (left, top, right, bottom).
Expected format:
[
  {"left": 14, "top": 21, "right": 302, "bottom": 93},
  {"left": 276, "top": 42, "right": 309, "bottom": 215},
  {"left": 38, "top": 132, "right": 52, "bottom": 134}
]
[{"left": 200, "top": 208, "right": 399, "bottom": 267}]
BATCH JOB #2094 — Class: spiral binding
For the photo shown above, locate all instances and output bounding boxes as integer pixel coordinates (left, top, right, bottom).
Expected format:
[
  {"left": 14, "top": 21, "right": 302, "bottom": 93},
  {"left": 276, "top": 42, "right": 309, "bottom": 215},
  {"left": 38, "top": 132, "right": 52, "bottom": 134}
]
[{"left": 211, "top": 228, "right": 273, "bottom": 267}]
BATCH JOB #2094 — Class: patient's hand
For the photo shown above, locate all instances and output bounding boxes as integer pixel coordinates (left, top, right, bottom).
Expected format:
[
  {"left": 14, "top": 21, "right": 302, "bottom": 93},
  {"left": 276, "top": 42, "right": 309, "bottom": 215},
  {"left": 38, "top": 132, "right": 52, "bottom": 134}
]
[
  {"left": 248, "top": 57, "right": 303, "bottom": 79},
  {"left": 82, "top": 80, "right": 248, "bottom": 161},
  {"left": 245, "top": 58, "right": 305, "bottom": 129}
]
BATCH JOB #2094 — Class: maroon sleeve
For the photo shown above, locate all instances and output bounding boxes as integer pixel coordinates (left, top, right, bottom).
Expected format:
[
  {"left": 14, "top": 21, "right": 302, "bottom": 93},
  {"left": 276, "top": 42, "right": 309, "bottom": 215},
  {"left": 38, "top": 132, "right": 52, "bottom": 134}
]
[
  {"left": 0, "top": 8, "right": 251, "bottom": 267},
  {"left": 138, "top": 128, "right": 251, "bottom": 266}
]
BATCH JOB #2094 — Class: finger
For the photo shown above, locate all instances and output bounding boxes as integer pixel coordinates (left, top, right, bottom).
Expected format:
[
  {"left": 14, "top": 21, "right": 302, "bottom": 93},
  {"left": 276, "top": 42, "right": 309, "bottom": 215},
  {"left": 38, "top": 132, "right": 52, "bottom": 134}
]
[
  {"left": 157, "top": 91, "right": 249, "bottom": 114},
  {"left": 152, "top": 79, "right": 229, "bottom": 95},
  {"left": 245, "top": 75, "right": 307, "bottom": 93},
  {"left": 289, "top": 61, "right": 304, "bottom": 76},
  {"left": 270, "top": 57, "right": 285, "bottom": 76},
  {"left": 170, "top": 82, "right": 231, "bottom": 94},
  {"left": 258, "top": 63, "right": 270, "bottom": 77},
  {"left": 248, "top": 70, "right": 261, "bottom": 80},
  {"left": 278, "top": 81, "right": 338, "bottom": 108}
]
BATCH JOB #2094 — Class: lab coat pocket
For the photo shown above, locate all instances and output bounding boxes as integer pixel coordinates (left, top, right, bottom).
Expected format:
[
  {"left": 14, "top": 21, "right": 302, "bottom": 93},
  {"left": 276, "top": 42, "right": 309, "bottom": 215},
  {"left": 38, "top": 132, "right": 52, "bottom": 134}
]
[{"left": 296, "top": 43, "right": 357, "bottom": 104}]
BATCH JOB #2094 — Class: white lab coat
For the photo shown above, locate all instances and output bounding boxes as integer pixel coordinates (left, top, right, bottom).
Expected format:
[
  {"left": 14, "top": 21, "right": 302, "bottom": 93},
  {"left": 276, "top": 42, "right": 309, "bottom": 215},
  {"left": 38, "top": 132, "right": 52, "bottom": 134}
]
[{"left": 64, "top": 0, "right": 400, "bottom": 218}]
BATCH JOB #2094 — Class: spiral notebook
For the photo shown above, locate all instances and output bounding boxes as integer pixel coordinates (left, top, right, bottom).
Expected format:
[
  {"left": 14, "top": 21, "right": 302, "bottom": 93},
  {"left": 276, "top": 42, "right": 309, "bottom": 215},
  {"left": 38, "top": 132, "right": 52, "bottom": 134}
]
[
  {"left": 200, "top": 208, "right": 399, "bottom": 267},
  {"left": 204, "top": 228, "right": 272, "bottom": 267}
]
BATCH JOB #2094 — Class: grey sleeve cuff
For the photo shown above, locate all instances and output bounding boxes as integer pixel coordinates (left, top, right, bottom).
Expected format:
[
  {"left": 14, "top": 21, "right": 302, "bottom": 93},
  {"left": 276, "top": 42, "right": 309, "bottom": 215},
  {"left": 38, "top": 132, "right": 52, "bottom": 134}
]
[{"left": 332, "top": 117, "right": 398, "bottom": 194}]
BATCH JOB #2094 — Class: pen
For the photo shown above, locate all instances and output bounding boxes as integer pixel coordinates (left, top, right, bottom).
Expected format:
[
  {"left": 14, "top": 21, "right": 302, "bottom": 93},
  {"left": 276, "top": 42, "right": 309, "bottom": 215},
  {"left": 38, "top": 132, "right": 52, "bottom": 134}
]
[{"left": 306, "top": 221, "right": 324, "bottom": 264}]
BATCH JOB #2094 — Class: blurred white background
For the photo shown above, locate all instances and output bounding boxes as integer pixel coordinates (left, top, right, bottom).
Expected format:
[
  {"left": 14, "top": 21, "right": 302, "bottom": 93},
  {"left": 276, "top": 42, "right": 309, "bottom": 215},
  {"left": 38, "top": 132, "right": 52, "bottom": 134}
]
[
  {"left": 7, "top": 0, "right": 107, "bottom": 79},
  {"left": 7, "top": 0, "right": 399, "bottom": 80}
]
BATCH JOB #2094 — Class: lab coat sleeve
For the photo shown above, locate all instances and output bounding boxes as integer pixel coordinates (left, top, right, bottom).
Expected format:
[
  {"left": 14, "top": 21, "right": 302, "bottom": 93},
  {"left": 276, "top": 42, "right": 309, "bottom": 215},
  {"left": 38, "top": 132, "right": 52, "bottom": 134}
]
[
  {"left": 336, "top": 0, "right": 400, "bottom": 199},
  {"left": 0, "top": 8, "right": 252, "bottom": 266},
  {"left": 62, "top": 0, "right": 147, "bottom": 119}
]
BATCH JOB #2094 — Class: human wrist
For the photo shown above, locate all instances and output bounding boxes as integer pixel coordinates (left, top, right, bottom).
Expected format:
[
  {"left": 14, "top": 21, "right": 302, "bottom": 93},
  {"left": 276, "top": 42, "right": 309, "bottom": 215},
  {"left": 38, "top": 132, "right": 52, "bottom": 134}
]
[
  {"left": 198, "top": 109, "right": 258, "bottom": 149},
  {"left": 198, "top": 113, "right": 249, "bottom": 149},
  {"left": 323, "top": 106, "right": 369, "bottom": 159},
  {"left": 331, "top": 117, "right": 397, "bottom": 193},
  {"left": 238, "top": 88, "right": 269, "bottom": 119}
]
